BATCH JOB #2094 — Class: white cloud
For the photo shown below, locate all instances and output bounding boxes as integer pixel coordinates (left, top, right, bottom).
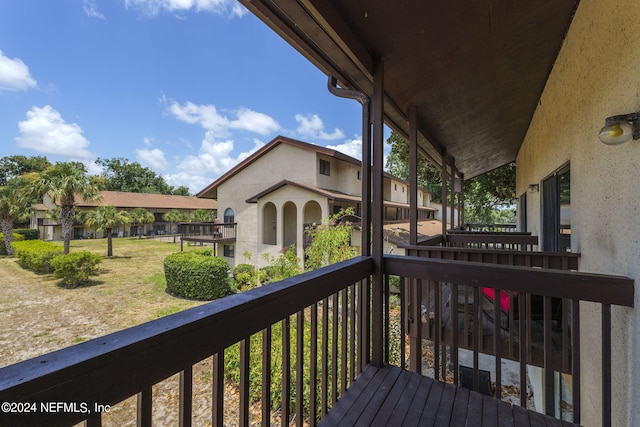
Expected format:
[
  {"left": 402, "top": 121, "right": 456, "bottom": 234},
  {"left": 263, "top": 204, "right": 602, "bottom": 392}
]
[
  {"left": 137, "top": 147, "right": 169, "bottom": 171},
  {"left": 165, "top": 135, "right": 265, "bottom": 194},
  {"left": 326, "top": 136, "right": 362, "bottom": 160},
  {"left": 295, "top": 113, "right": 344, "bottom": 141},
  {"left": 15, "top": 105, "right": 94, "bottom": 160},
  {"left": 167, "top": 100, "right": 280, "bottom": 136},
  {"left": 0, "top": 50, "right": 37, "bottom": 92},
  {"left": 83, "top": 0, "right": 106, "bottom": 20},
  {"left": 124, "top": 0, "right": 246, "bottom": 17}
]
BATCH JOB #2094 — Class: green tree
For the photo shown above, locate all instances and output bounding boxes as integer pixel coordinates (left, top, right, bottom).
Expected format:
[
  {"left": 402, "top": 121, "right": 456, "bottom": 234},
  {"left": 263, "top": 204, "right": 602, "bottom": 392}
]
[
  {"left": 0, "top": 155, "right": 51, "bottom": 185},
  {"left": 129, "top": 207, "right": 155, "bottom": 239},
  {"left": 94, "top": 157, "right": 186, "bottom": 195},
  {"left": 190, "top": 208, "right": 215, "bottom": 223},
  {"left": 85, "top": 205, "right": 131, "bottom": 257},
  {"left": 163, "top": 209, "right": 187, "bottom": 242},
  {"left": 385, "top": 130, "right": 516, "bottom": 224},
  {"left": 304, "top": 208, "right": 359, "bottom": 270},
  {"left": 172, "top": 186, "right": 190, "bottom": 196},
  {"left": 0, "top": 178, "right": 36, "bottom": 255},
  {"left": 385, "top": 131, "right": 442, "bottom": 200},
  {"left": 463, "top": 163, "right": 516, "bottom": 223},
  {"left": 32, "top": 162, "right": 101, "bottom": 254}
]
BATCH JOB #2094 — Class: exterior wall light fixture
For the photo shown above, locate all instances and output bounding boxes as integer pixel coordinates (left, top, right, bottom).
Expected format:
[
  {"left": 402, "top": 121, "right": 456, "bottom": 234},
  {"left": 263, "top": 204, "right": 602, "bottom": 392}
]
[
  {"left": 599, "top": 111, "right": 640, "bottom": 145},
  {"left": 527, "top": 184, "right": 539, "bottom": 193}
]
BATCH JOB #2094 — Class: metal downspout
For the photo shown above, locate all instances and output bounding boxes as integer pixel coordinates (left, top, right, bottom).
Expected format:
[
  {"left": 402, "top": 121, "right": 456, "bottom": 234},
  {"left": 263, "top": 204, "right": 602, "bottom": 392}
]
[{"left": 327, "top": 76, "right": 371, "bottom": 256}]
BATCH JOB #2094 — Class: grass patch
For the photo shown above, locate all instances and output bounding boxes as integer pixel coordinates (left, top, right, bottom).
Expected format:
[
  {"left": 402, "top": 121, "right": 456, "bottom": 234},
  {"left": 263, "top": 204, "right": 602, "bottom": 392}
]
[
  {"left": 0, "top": 237, "right": 210, "bottom": 367},
  {"left": 155, "top": 306, "right": 182, "bottom": 318}
]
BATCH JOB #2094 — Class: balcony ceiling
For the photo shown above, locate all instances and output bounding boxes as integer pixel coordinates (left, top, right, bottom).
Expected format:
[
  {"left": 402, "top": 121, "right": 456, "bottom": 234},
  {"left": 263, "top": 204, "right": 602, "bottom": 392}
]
[{"left": 239, "top": 0, "right": 578, "bottom": 179}]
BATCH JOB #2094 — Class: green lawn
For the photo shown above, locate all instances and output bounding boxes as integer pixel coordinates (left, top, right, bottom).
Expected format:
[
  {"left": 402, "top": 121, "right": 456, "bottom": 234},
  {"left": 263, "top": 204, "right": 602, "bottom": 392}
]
[{"left": 0, "top": 237, "right": 208, "bottom": 367}]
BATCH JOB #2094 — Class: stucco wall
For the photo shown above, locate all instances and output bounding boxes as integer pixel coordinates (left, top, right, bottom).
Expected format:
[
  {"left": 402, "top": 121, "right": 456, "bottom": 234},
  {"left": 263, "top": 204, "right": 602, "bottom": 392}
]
[
  {"left": 516, "top": 1, "right": 640, "bottom": 425},
  {"left": 217, "top": 143, "right": 318, "bottom": 267}
]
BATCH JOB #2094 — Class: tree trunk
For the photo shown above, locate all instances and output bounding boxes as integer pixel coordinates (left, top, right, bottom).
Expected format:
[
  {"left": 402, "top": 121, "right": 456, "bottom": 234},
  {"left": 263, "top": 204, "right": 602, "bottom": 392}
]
[
  {"left": 61, "top": 206, "right": 74, "bottom": 254},
  {"left": 0, "top": 216, "right": 14, "bottom": 256},
  {"left": 106, "top": 227, "right": 113, "bottom": 257}
]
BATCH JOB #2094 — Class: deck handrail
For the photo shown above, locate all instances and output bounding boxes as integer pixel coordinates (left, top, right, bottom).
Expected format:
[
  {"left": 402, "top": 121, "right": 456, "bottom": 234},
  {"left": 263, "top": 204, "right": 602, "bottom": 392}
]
[
  {"left": 0, "top": 257, "right": 373, "bottom": 427},
  {"left": 384, "top": 255, "right": 634, "bottom": 425},
  {"left": 385, "top": 255, "right": 632, "bottom": 307},
  {"left": 401, "top": 244, "right": 580, "bottom": 270}
]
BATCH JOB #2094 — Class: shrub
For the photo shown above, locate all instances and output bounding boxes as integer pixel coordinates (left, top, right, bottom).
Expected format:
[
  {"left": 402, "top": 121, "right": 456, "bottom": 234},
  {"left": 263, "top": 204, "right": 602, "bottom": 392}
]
[
  {"left": 13, "top": 228, "right": 39, "bottom": 240},
  {"left": 164, "top": 251, "right": 231, "bottom": 300},
  {"left": 50, "top": 251, "right": 102, "bottom": 288},
  {"left": 0, "top": 233, "right": 24, "bottom": 256},
  {"left": 232, "top": 263, "right": 261, "bottom": 291},
  {"left": 11, "top": 240, "right": 63, "bottom": 274}
]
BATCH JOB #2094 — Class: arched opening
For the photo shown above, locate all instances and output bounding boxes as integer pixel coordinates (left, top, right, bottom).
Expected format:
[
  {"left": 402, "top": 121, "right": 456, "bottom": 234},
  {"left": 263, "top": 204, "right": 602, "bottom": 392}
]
[
  {"left": 303, "top": 200, "right": 322, "bottom": 225},
  {"left": 282, "top": 201, "right": 297, "bottom": 249},
  {"left": 223, "top": 208, "right": 234, "bottom": 223},
  {"left": 262, "top": 202, "right": 277, "bottom": 245},
  {"left": 303, "top": 200, "right": 323, "bottom": 250}
]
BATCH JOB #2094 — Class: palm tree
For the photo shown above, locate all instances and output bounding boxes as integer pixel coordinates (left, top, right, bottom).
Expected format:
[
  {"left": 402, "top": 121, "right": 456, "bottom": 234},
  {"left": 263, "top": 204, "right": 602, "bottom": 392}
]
[
  {"left": 162, "top": 209, "right": 186, "bottom": 243},
  {"left": 129, "top": 207, "right": 155, "bottom": 239},
  {"left": 32, "top": 162, "right": 101, "bottom": 254},
  {"left": 0, "top": 178, "right": 35, "bottom": 255},
  {"left": 85, "top": 205, "right": 130, "bottom": 257},
  {"left": 190, "top": 208, "right": 215, "bottom": 223}
]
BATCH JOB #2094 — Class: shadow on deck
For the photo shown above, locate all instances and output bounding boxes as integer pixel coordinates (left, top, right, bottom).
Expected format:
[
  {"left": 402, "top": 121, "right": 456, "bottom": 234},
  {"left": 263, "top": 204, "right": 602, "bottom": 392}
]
[{"left": 321, "top": 364, "right": 580, "bottom": 427}]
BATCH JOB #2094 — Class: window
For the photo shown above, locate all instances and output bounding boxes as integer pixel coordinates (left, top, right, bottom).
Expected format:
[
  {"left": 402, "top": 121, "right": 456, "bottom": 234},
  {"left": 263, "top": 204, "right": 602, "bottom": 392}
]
[
  {"left": 223, "top": 244, "right": 235, "bottom": 257},
  {"left": 402, "top": 186, "right": 405, "bottom": 193},
  {"left": 542, "top": 165, "right": 571, "bottom": 252},
  {"left": 357, "top": 170, "right": 361, "bottom": 180},
  {"left": 320, "top": 159, "right": 330, "bottom": 176},
  {"left": 223, "top": 208, "right": 234, "bottom": 223},
  {"left": 394, "top": 184, "right": 397, "bottom": 190}
]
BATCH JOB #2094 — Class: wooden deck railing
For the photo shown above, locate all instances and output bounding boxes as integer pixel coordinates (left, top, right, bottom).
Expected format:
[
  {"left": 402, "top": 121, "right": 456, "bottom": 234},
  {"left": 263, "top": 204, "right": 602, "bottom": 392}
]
[
  {"left": 445, "top": 232, "right": 539, "bottom": 250},
  {"left": 0, "top": 255, "right": 633, "bottom": 426},
  {"left": 179, "top": 222, "right": 237, "bottom": 248},
  {"left": 0, "top": 257, "right": 372, "bottom": 427},
  {"left": 454, "top": 223, "right": 518, "bottom": 233},
  {"left": 384, "top": 255, "right": 634, "bottom": 426}
]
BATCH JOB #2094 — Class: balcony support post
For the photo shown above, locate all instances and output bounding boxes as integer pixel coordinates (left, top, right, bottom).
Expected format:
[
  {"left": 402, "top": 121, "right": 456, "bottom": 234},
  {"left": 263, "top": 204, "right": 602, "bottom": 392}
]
[
  {"left": 409, "top": 105, "right": 418, "bottom": 246},
  {"left": 441, "top": 152, "right": 448, "bottom": 236},
  {"left": 450, "top": 157, "right": 456, "bottom": 229},
  {"left": 371, "top": 57, "right": 385, "bottom": 367}
]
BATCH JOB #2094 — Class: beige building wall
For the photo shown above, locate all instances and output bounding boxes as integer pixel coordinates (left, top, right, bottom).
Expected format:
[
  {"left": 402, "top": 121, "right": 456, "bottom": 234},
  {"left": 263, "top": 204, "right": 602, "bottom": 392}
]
[
  {"left": 217, "top": 143, "right": 319, "bottom": 267},
  {"left": 254, "top": 185, "right": 329, "bottom": 266},
  {"left": 516, "top": 1, "right": 640, "bottom": 424}
]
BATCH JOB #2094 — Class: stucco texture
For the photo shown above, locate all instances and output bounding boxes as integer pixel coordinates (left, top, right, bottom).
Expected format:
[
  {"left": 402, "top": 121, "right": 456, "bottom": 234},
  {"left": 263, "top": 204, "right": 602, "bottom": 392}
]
[{"left": 516, "top": 1, "right": 640, "bottom": 425}]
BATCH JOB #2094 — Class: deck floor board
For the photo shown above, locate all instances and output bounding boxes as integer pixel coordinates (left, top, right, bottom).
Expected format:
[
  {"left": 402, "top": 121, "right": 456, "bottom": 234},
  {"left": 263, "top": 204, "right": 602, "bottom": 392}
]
[{"left": 319, "top": 365, "right": 582, "bottom": 427}]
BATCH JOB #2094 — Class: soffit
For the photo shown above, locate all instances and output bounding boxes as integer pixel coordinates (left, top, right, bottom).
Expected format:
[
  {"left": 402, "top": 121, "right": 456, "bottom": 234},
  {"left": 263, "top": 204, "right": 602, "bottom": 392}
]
[{"left": 239, "top": 0, "right": 578, "bottom": 178}]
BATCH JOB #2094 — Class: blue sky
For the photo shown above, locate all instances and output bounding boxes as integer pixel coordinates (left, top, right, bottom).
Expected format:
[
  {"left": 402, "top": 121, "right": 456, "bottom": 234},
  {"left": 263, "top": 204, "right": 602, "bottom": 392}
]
[{"left": 0, "top": 0, "right": 374, "bottom": 194}]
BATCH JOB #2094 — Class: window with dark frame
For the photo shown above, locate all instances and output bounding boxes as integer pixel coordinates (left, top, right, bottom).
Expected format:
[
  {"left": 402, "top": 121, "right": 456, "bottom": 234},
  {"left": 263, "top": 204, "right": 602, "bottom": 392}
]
[
  {"left": 320, "top": 159, "right": 330, "bottom": 176},
  {"left": 223, "top": 244, "right": 235, "bottom": 257}
]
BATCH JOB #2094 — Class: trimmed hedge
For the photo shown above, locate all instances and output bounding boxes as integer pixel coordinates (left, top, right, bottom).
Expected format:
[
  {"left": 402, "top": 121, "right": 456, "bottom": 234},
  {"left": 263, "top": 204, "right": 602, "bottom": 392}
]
[
  {"left": 12, "top": 240, "right": 64, "bottom": 274},
  {"left": 0, "top": 233, "right": 24, "bottom": 256},
  {"left": 51, "top": 251, "right": 102, "bottom": 288},
  {"left": 14, "top": 228, "right": 39, "bottom": 240},
  {"left": 164, "top": 251, "right": 231, "bottom": 300}
]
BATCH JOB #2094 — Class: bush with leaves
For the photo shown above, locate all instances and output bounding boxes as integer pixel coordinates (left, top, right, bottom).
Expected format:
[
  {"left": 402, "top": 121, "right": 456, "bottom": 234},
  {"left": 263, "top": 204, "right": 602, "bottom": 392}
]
[
  {"left": 11, "top": 240, "right": 64, "bottom": 274},
  {"left": 164, "top": 251, "right": 231, "bottom": 300},
  {"left": 260, "top": 246, "right": 302, "bottom": 284},
  {"left": 232, "top": 263, "right": 263, "bottom": 291},
  {"left": 13, "top": 228, "right": 39, "bottom": 240},
  {"left": 50, "top": 251, "right": 102, "bottom": 288},
  {"left": 304, "top": 208, "right": 358, "bottom": 270},
  {"left": 0, "top": 233, "right": 23, "bottom": 256}
]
